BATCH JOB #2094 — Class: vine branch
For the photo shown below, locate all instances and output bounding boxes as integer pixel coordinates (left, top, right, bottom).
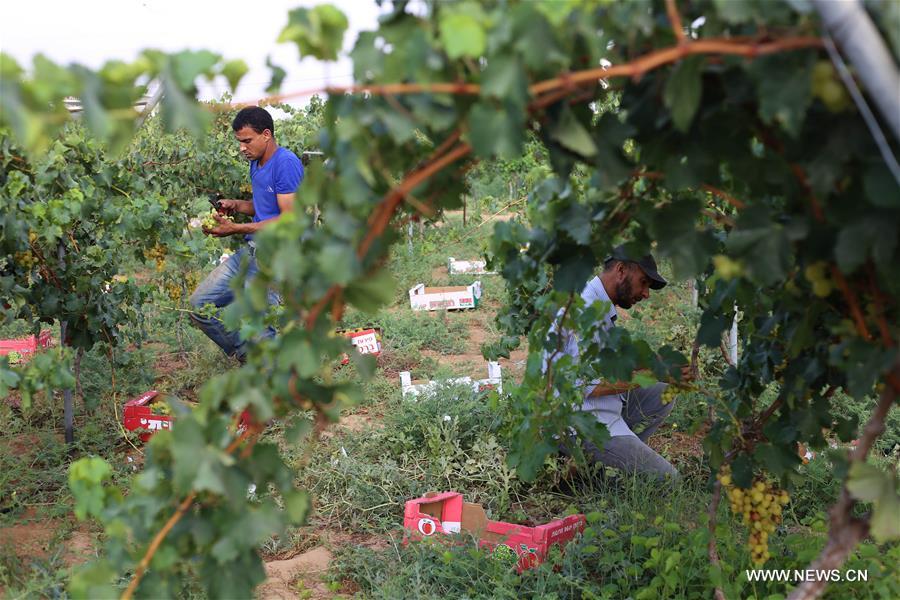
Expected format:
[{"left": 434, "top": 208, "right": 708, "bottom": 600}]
[
  {"left": 707, "top": 478, "right": 727, "bottom": 600},
  {"left": 665, "top": 0, "right": 687, "bottom": 45},
  {"left": 304, "top": 139, "right": 473, "bottom": 330},
  {"left": 831, "top": 266, "right": 873, "bottom": 342},
  {"left": 702, "top": 184, "right": 747, "bottom": 210},
  {"left": 239, "top": 36, "right": 822, "bottom": 108},
  {"left": 865, "top": 263, "right": 894, "bottom": 348},
  {"left": 121, "top": 427, "right": 257, "bottom": 600},
  {"left": 529, "top": 37, "right": 823, "bottom": 94},
  {"left": 787, "top": 366, "right": 898, "bottom": 600},
  {"left": 121, "top": 492, "right": 197, "bottom": 600}
]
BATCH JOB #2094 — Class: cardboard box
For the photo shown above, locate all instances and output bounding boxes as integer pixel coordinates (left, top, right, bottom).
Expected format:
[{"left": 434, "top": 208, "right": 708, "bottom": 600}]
[
  {"left": 448, "top": 257, "right": 496, "bottom": 275},
  {"left": 403, "top": 491, "right": 586, "bottom": 571},
  {"left": 0, "top": 330, "right": 52, "bottom": 362},
  {"left": 798, "top": 438, "right": 859, "bottom": 464},
  {"left": 399, "top": 361, "right": 502, "bottom": 399},
  {"left": 338, "top": 327, "right": 383, "bottom": 365},
  {"left": 409, "top": 281, "right": 482, "bottom": 311},
  {"left": 122, "top": 390, "right": 173, "bottom": 442},
  {"left": 123, "top": 390, "right": 251, "bottom": 442}
]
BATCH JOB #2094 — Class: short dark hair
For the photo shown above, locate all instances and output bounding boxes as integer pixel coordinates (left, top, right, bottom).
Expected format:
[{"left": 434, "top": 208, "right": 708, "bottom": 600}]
[
  {"left": 232, "top": 106, "right": 274, "bottom": 135},
  {"left": 603, "top": 258, "right": 632, "bottom": 273}
]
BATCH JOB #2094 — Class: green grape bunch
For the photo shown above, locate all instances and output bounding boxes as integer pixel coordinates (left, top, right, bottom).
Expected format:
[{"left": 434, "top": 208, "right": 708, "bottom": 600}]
[
  {"left": 190, "top": 210, "right": 233, "bottom": 231},
  {"left": 13, "top": 250, "right": 37, "bottom": 271},
  {"left": 163, "top": 281, "right": 182, "bottom": 302},
  {"left": 201, "top": 212, "right": 219, "bottom": 229},
  {"left": 810, "top": 60, "right": 851, "bottom": 113},
  {"left": 718, "top": 466, "right": 791, "bottom": 565},
  {"left": 185, "top": 271, "right": 200, "bottom": 290},
  {"left": 661, "top": 385, "right": 679, "bottom": 405},
  {"left": 161, "top": 272, "right": 199, "bottom": 303},
  {"left": 803, "top": 261, "right": 834, "bottom": 298},
  {"left": 143, "top": 243, "right": 169, "bottom": 272}
]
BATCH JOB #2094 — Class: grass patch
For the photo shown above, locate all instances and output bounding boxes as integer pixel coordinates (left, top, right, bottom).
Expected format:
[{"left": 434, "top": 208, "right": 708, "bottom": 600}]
[
  {"left": 330, "top": 472, "right": 900, "bottom": 600},
  {"left": 341, "top": 309, "right": 471, "bottom": 356},
  {"left": 3, "top": 209, "right": 899, "bottom": 599}
]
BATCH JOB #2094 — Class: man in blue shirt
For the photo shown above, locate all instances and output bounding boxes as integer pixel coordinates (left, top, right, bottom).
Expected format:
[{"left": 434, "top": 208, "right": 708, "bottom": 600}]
[
  {"left": 549, "top": 246, "right": 689, "bottom": 480},
  {"left": 189, "top": 106, "right": 304, "bottom": 363}
]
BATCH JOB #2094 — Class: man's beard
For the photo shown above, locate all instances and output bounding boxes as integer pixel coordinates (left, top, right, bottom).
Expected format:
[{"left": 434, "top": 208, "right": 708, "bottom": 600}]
[{"left": 615, "top": 278, "right": 636, "bottom": 309}]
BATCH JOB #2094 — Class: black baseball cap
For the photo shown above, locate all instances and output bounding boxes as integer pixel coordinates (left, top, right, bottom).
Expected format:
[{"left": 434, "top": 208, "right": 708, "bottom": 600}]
[{"left": 607, "top": 245, "right": 667, "bottom": 290}]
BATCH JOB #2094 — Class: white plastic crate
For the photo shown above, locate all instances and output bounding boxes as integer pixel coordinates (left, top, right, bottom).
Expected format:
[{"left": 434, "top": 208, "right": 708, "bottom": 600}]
[
  {"left": 409, "top": 281, "right": 482, "bottom": 311},
  {"left": 399, "top": 361, "right": 502, "bottom": 399},
  {"left": 447, "top": 257, "right": 496, "bottom": 275}
]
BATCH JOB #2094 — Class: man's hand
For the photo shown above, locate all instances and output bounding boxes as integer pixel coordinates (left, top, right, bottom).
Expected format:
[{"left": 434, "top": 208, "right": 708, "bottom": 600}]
[
  {"left": 659, "top": 365, "right": 695, "bottom": 385},
  {"left": 202, "top": 212, "right": 240, "bottom": 237},
  {"left": 216, "top": 199, "right": 254, "bottom": 216}
]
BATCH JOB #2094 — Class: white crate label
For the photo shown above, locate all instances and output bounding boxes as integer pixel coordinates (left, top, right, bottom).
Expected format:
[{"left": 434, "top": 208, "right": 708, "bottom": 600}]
[
  {"left": 429, "top": 300, "right": 455, "bottom": 309},
  {"left": 350, "top": 332, "right": 381, "bottom": 354}
]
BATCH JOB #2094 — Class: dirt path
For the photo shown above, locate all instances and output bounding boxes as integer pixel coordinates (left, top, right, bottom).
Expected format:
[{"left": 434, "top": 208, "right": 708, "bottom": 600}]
[
  {"left": 258, "top": 546, "right": 333, "bottom": 599},
  {"left": 257, "top": 530, "right": 388, "bottom": 599},
  {"left": 0, "top": 508, "right": 97, "bottom": 569},
  {"left": 258, "top": 262, "right": 525, "bottom": 597}
]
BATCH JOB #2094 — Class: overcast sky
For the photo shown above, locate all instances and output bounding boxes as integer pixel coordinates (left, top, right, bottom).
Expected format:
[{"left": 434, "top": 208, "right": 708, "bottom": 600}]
[{"left": 1, "top": 0, "right": 391, "bottom": 105}]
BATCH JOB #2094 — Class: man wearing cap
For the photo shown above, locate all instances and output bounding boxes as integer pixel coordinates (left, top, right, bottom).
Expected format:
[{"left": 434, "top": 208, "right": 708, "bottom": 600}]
[{"left": 549, "top": 245, "right": 684, "bottom": 480}]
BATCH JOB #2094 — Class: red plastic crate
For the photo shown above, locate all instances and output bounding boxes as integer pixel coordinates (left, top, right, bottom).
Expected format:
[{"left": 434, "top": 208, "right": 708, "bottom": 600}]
[
  {"left": 123, "top": 390, "right": 173, "bottom": 442},
  {"left": 123, "top": 390, "right": 255, "bottom": 443},
  {"left": 0, "top": 330, "right": 53, "bottom": 360},
  {"left": 403, "top": 492, "right": 586, "bottom": 571}
]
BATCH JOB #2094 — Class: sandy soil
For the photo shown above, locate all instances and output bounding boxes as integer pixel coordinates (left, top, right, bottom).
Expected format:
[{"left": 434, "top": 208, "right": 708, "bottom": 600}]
[
  {"left": 258, "top": 546, "right": 333, "bottom": 600},
  {"left": 0, "top": 508, "right": 96, "bottom": 568}
]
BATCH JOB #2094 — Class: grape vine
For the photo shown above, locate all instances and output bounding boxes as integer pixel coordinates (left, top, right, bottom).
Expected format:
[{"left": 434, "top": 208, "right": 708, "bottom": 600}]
[{"left": 1, "top": 2, "right": 898, "bottom": 599}]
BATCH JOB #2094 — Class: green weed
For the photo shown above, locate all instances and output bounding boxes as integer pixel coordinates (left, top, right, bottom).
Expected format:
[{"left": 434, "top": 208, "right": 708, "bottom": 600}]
[
  {"left": 331, "top": 475, "right": 899, "bottom": 600},
  {"left": 2, "top": 203, "right": 898, "bottom": 599},
  {"left": 341, "top": 309, "right": 471, "bottom": 356},
  {"left": 0, "top": 541, "right": 71, "bottom": 599}
]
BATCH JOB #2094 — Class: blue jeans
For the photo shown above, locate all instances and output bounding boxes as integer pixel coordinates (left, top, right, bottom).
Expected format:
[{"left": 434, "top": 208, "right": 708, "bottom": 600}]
[{"left": 188, "top": 246, "right": 278, "bottom": 361}]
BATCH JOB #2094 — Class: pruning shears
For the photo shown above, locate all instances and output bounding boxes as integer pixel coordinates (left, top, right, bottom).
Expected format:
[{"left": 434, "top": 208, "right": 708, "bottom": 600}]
[{"left": 208, "top": 192, "right": 223, "bottom": 211}]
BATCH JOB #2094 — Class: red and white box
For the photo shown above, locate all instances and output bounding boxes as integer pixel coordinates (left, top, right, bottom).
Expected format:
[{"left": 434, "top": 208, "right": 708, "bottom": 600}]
[
  {"left": 339, "top": 327, "right": 383, "bottom": 365},
  {"left": 123, "top": 390, "right": 173, "bottom": 442},
  {"left": 123, "top": 390, "right": 255, "bottom": 443},
  {"left": 0, "top": 330, "right": 53, "bottom": 361},
  {"left": 409, "top": 281, "right": 482, "bottom": 311},
  {"left": 403, "top": 491, "right": 585, "bottom": 571}
]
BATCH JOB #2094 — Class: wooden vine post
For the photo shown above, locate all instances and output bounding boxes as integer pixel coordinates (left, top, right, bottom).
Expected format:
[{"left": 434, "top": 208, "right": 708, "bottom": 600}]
[{"left": 56, "top": 242, "right": 74, "bottom": 445}]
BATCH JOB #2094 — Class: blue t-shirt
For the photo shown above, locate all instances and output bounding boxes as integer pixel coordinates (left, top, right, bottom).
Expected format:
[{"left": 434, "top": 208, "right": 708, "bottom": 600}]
[{"left": 249, "top": 147, "right": 304, "bottom": 225}]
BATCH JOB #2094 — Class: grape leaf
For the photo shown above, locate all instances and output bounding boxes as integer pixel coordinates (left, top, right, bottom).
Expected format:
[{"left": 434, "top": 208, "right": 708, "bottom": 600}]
[{"left": 663, "top": 56, "right": 703, "bottom": 132}]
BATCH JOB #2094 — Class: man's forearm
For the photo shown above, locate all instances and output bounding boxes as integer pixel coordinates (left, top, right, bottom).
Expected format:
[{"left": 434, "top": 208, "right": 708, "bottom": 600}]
[
  {"left": 226, "top": 199, "right": 255, "bottom": 215},
  {"left": 586, "top": 366, "right": 692, "bottom": 398},
  {"left": 588, "top": 381, "right": 638, "bottom": 398},
  {"left": 229, "top": 218, "right": 272, "bottom": 235}
]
